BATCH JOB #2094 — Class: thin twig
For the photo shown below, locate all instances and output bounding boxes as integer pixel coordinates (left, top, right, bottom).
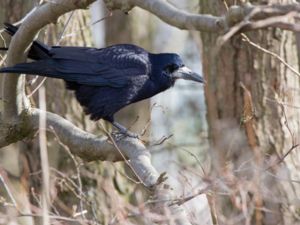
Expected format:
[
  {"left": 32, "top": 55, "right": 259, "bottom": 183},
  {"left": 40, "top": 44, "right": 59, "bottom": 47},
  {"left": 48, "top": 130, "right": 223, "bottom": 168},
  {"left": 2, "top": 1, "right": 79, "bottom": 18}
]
[
  {"left": 27, "top": 77, "right": 47, "bottom": 98},
  {"left": 265, "top": 97, "right": 300, "bottom": 109},
  {"left": 242, "top": 34, "right": 300, "bottom": 78},
  {"left": 100, "top": 124, "right": 145, "bottom": 186},
  {"left": 49, "top": 127, "right": 90, "bottom": 220},
  {"left": 169, "top": 185, "right": 212, "bottom": 206},
  {"left": 265, "top": 102, "right": 300, "bottom": 170},
  {"left": 57, "top": 11, "right": 75, "bottom": 45},
  {"left": 17, "top": 213, "right": 89, "bottom": 223},
  {"left": 0, "top": 170, "right": 17, "bottom": 208},
  {"left": 151, "top": 134, "right": 174, "bottom": 146}
]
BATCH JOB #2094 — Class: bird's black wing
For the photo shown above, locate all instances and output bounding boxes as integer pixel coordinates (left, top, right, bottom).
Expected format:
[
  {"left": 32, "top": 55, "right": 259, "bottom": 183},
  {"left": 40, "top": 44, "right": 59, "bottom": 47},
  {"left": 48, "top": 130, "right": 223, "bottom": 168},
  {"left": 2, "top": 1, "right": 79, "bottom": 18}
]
[{"left": 0, "top": 44, "right": 150, "bottom": 88}]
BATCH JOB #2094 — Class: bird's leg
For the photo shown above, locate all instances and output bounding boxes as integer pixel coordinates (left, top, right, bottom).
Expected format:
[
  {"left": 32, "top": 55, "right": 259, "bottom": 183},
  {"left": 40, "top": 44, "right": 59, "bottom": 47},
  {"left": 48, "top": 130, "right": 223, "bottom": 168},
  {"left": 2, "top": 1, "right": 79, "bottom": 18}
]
[{"left": 111, "top": 121, "right": 140, "bottom": 138}]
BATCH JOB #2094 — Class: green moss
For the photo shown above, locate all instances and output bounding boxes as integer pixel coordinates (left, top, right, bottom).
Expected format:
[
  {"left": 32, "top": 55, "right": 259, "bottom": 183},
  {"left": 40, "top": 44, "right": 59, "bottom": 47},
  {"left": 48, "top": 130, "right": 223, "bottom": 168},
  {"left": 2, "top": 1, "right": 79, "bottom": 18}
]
[{"left": 4, "top": 110, "right": 34, "bottom": 144}]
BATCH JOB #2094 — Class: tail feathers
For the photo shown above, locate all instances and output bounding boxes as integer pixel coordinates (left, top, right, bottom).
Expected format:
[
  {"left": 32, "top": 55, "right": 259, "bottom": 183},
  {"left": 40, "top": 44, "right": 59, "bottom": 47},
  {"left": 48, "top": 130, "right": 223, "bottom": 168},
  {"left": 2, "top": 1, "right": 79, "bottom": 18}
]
[
  {"left": 3, "top": 22, "right": 18, "bottom": 36},
  {"left": 0, "top": 63, "right": 40, "bottom": 75},
  {"left": 0, "top": 61, "right": 83, "bottom": 84},
  {"left": 28, "top": 42, "right": 52, "bottom": 60},
  {"left": 0, "top": 62, "right": 52, "bottom": 77},
  {"left": 3, "top": 22, "right": 51, "bottom": 60}
]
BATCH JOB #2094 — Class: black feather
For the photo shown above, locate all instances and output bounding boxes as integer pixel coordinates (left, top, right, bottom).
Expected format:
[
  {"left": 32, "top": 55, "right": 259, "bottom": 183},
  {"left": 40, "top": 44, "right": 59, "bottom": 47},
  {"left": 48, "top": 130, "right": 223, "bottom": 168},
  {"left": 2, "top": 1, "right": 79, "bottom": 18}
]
[{"left": 3, "top": 22, "right": 51, "bottom": 60}]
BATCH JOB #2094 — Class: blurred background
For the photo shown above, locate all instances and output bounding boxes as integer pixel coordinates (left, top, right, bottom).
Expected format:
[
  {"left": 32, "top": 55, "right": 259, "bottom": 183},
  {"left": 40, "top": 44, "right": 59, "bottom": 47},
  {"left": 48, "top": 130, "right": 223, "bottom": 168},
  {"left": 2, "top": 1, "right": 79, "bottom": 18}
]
[{"left": 1, "top": 0, "right": 300, "bottom": 225}]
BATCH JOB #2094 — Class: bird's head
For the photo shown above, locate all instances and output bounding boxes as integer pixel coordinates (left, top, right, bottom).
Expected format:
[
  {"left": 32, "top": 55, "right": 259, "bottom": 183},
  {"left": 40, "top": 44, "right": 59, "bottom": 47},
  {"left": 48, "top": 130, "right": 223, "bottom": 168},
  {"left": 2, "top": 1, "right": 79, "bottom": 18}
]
[{"left": 151, "top": 53, "right": 204, "bottom": 85}]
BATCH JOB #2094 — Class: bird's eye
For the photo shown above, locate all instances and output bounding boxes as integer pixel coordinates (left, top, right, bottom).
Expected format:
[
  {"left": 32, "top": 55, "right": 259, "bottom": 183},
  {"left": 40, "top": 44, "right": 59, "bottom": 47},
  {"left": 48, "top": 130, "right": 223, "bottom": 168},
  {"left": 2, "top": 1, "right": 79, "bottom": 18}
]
[{"left": 165, "top": 64, "right": 179, "bottom": 73}]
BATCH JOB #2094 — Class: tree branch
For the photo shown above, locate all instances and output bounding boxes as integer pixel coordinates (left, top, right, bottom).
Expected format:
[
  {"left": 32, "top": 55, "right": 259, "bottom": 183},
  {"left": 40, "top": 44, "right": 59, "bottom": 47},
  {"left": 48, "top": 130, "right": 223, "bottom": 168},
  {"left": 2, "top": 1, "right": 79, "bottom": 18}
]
[
  {"left": 104, "top": 0, "right": 226, "bottom": 31},
  {"left": 30, "top": 108, "right": 160, "bottom": 187},
  {"left": 104, "top": 0, "right": 300, "bottom": 33},
  {"left": 30, "top": 111, "right": 191, "bottom": 224}
]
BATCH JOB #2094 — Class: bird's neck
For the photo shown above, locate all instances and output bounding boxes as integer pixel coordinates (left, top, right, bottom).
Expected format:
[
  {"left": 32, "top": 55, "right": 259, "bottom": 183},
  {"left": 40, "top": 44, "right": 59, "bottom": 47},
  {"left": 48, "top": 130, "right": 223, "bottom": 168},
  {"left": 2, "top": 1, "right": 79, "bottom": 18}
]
[{"left": 149, "top": 54, "right": 176, "bottom": 89}]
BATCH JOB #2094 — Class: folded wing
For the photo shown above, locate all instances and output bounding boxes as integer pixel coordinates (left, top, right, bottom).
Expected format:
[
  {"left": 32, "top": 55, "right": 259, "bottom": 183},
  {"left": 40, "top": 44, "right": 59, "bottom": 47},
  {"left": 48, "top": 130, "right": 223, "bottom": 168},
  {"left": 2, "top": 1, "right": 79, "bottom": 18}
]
[{"left": 0, "top": 44, "right": 150, "bottom": 88}]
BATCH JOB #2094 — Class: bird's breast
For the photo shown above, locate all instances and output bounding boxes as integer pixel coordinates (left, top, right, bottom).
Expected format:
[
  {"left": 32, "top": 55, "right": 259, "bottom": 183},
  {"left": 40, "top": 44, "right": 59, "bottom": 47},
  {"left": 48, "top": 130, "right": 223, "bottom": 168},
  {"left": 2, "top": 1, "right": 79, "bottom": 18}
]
[{"left": 130, "top": 77, "right": 173, "bottom": 103}]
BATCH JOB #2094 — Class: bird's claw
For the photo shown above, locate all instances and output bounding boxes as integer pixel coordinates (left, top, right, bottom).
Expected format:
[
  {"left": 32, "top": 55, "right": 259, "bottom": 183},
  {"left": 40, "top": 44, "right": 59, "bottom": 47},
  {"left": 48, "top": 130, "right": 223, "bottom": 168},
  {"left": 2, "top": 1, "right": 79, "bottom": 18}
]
[
  {"left": 112, "top": 130, "right": 140, "bottom": 139},
  {"left": 126, "top": 131, "right": 140, "bottom": 139},
  {"left": 111, "top": 121, "right": 140, "bottom": 139}
]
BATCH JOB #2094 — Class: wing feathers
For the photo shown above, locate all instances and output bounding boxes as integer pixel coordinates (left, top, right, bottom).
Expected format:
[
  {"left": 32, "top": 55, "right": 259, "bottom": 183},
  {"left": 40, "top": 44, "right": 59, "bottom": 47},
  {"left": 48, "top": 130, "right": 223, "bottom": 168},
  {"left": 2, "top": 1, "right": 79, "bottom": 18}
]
[
  {"left": 0, "top": 44, "right": 150, "bottom": 88},
  {"left": 0, "top": 60, "right": 128, "bottom": 87}
]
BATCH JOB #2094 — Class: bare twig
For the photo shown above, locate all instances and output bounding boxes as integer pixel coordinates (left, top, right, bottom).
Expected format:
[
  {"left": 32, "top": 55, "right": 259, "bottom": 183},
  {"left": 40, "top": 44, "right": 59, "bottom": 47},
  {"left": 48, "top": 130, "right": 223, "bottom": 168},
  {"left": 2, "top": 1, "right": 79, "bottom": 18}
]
[
  {"left": 241, "top": 34, "right": 300, "bottom": 78},
  {"left": 101, "top": 123, "right": 147, "bottom": 187},
  {"left": 242, "top": 11, "right": 300, "bottom": 32},
  {"left": 50, "top": 128, "right": 87, "bottom": 220},
  {"left": 265, "top": 103, "right": 300, "bottom": 170},
  {"left": 169, "top": 185, "right": 212, "bottom": 206},
  {"left": 0, "top": 169, "right": 17, "bottom": 208},
  {"left": 17, "top": 213, "right": 90, "bottom": 224},
  {"left": 265, "top": 97, "right": 300, "bottom": 109},
  {"left": 151, "top": 134, "right": 174, "bottom": 146}
]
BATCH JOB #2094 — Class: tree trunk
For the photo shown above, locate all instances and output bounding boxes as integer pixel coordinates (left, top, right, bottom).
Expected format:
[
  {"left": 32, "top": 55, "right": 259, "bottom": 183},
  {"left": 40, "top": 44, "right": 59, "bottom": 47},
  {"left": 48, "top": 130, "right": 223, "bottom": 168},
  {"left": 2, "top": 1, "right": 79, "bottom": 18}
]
[{"left": 200, "top": 0, "right": 300, "bottom": 224}]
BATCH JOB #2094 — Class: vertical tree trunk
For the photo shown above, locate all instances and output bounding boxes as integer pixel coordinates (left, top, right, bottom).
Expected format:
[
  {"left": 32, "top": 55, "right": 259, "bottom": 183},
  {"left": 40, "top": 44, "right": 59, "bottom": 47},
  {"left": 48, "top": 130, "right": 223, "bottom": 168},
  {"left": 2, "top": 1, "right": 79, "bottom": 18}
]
[{"left": 200, "top": 0, "right": 300, "bottom": 224}]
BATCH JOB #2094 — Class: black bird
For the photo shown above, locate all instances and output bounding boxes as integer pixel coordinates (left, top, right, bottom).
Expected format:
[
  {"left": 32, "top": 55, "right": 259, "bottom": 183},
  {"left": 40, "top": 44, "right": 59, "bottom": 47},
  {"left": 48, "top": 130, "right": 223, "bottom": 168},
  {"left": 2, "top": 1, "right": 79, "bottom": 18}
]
[{"left": 0, "top": 23, "right": 204, "bottom": 138}]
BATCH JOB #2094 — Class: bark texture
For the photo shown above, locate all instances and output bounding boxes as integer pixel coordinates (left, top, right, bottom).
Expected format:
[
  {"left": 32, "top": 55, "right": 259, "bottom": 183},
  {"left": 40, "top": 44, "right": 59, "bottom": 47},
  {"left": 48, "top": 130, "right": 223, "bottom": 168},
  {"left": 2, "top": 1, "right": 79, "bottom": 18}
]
[
  {"left": 0, "top": 2, "right": 35, "bottom": 225},
  {"left": 200, "top": 0, "right": 300, "bottom": 224}
]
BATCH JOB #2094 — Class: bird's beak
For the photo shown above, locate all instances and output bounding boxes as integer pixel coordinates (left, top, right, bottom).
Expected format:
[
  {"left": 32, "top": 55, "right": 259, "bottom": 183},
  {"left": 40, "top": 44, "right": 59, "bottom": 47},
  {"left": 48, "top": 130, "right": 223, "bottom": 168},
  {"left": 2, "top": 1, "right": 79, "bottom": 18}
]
[{"left": 173, "top": 66, "right": 205, "bottom": 83}]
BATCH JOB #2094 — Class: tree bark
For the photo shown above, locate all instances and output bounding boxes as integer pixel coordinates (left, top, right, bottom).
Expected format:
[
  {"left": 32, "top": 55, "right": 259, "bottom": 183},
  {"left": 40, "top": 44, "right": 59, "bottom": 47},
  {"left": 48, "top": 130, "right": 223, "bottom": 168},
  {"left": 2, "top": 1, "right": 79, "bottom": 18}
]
[{"left": 200, "top": 0, "right": 300, "bottom": 224}]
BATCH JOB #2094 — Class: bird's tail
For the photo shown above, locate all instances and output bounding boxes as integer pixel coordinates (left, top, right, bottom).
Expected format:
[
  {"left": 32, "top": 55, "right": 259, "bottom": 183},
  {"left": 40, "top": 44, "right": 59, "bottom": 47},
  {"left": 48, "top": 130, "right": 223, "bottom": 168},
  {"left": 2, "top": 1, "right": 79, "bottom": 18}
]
[
  {"left": 3, "top": 22, "right": 18, "bottom": 36},
  {"left": 1, "top": 23, "right": 51, "bottom": 60},
  {"left": 0, "top": 60, "right": 69, "bottom": 82},
  {"left": 0, "top": 61, "right": 48, "bottom": 75}
]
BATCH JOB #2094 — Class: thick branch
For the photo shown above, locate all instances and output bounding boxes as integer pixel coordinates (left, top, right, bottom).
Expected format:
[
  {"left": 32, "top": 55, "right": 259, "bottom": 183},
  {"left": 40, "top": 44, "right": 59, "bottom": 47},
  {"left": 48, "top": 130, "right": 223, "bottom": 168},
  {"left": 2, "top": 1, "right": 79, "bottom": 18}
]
[
  {"left": 30, "top": 108, "right": 160, "bottom": 187},
  {"left": 104, "top": 0, "right": 225, "bottom": 31},
  {"left": 104, "top": 0, "right": 300, "bottom": 32}
]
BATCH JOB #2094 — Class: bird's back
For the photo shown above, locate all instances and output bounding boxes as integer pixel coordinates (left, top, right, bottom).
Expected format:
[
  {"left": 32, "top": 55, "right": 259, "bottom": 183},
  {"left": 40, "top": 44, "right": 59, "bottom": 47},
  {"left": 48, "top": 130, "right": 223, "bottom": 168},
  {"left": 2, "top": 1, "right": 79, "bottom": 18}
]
[{"left": 52, "top": 44, "right": 153, "bottom": 121}]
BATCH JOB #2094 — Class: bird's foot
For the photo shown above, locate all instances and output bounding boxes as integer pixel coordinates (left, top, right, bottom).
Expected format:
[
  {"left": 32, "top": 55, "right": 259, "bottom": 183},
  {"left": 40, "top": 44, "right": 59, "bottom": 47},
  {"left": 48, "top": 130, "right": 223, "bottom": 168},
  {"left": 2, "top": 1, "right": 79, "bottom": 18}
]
[
  {"left": 113, "top": 130, "right": 140, "bottom": 139},
  {"left": 111, "top": 121, "right": 140, "bottom": 139}
]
